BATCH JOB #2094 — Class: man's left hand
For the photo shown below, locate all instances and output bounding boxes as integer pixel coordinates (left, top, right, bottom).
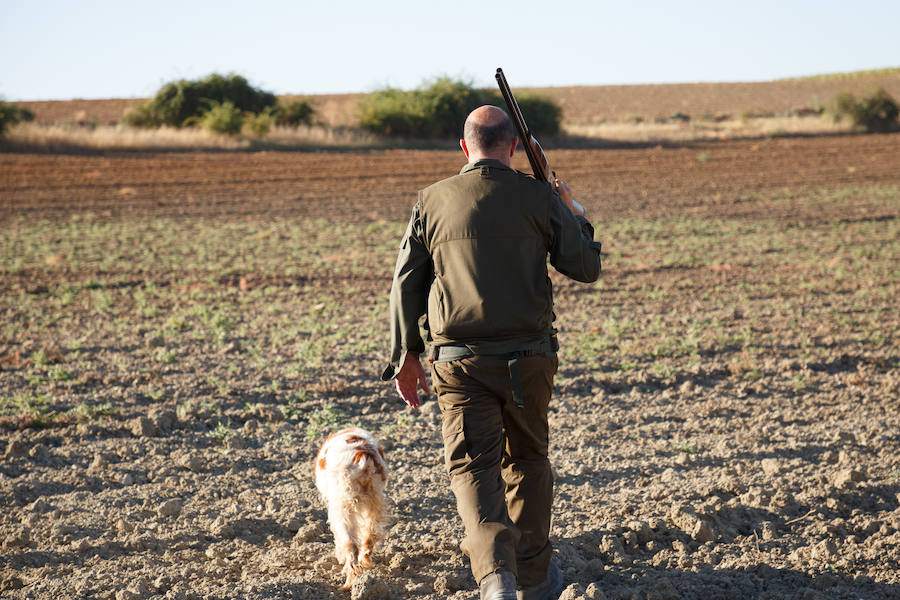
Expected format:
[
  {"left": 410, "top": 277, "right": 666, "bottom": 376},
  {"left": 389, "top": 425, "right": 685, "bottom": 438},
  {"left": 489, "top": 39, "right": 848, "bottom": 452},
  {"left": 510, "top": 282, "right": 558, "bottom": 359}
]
[{"left": 395, "top": 352, "right": 430, "bottom": 408}]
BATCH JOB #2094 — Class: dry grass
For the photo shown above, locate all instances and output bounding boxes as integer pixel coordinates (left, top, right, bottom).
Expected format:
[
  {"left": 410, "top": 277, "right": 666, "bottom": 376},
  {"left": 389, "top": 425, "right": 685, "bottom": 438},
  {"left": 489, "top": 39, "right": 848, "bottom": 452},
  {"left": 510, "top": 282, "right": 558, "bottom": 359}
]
[
  {"left": 1, "top": 123, "right": 379, "bottom": 152},
  {"left": 564, "top": 115, "right": 854, "bottom": 143},
  {"left": 4, "top": 115, "right": 859, "bottom": 153}
]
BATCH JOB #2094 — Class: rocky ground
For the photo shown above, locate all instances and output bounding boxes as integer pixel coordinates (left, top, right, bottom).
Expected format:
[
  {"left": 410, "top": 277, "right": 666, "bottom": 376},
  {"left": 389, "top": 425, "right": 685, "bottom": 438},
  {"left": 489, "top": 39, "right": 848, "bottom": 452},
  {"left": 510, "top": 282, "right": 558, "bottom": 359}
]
[{"left": 2, "top": 135, "right": 899, "bottom": 599}]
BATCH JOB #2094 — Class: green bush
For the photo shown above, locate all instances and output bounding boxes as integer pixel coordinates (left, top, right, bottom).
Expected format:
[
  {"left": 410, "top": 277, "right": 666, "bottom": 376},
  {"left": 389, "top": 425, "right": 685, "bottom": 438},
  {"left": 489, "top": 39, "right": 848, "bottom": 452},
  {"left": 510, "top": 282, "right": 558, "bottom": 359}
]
[
  {"left": 513, "top": 93, "right": 562, "bottom": 136},
  {"left": 189, "top": 100, "right": 244, "bottom": 135},
  {"left": 358, "top": 77, "right": 562, "bottom": 139},
  {"left": 244, "top": 107, "right": 275, "bottom": 137},
  {"left": 832, "top": 88, "right": 899, "bottom": 132},
  {"left": 358, "top": 87, "right": 428, "bottom": 137},
  {"left": 125, "top": 73, "right": 276, "bottom": 128},
  {"left": 275, "top": 99, "right": 315, "bottom": 127},
  {"left": 0, "top": 100, "right": 34, "bottom": 135}
]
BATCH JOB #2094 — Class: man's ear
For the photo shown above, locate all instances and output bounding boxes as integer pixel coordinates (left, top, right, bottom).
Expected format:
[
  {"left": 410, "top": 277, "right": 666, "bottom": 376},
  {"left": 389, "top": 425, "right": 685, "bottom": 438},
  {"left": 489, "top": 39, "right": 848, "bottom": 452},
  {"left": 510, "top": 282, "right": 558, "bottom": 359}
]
[
  {"left": 460, "top": 139, "right": 470, "bottom": 159},
  {"left": 509, "top": 137, "right": 517, "bottom": 158}
]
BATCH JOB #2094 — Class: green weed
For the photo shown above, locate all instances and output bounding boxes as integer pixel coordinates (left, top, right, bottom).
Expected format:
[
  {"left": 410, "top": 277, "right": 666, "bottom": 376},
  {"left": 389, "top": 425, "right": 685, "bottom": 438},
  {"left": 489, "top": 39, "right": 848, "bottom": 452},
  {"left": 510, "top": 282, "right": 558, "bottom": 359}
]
[
  {"left": 155, "top": 348, "right": 177, "bottom": 365},
  {"left": 304, "top": 403, "right": 345, "bottom": 441},
  {"left": 209, "top": 420, "right": 233, "bottom": 444},
  {"left": 672, "top": 441, "right": 699, "bottom": 454},
  {"left": 0, "top": 393, "right": 55, "bottom": 426},
  {"left": 72, "top": 401, "right": 115, "bottom": 422}
]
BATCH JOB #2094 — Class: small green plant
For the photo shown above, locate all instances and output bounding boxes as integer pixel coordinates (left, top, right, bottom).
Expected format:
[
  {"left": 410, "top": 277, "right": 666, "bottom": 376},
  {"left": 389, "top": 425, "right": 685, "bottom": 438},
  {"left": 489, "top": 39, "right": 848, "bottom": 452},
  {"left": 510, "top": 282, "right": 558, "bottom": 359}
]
[
  {"left": 25, "top": 372, "right": 46, "bottom": 387},
  {"left": 652, "top": 363, "right": 675, "bottom": 378},
  {"left": 146, "top": 388, "right": 165, "bottom": 402},
  {"left": 743, "top": 368, "right": 763, "bottom": 381},
  {"left": 618, "top": 359, "right": 638, "bottom": 371},
  {"left": 155, "top": 348, "right": 177, "bottom": 364},
  {"left": 47, "top": 366, "right": 72, "bottom": 383},
  {"left": 281, "top": 399, "right": 297, "bottom": 420},
  {"left": 1, "top": 393, "right": 55, "bottom": 426},
  {"left": 672, "top": 441, "right": 699, "bottom": 454},
  {"left": 791, "top": 372, "right": 808, "bottom": 391},
  {"left": 697, "top": 152, "right": 711, "bottom": 163},
  {"left": 177, "top": 401, "right": 195, "bottom": 420},
  {"left": 280, "top": 388, "right": 307, "bottom": 420},
  {"left": 72, "top": 401, "right": 115, "bottom": 422},
  {"left": 32, "top": 349, "right": 51, "bottom": 366},
  {"left": 206, "top": 376, "right": 232, "bottom": 397},
  {"left": 304, "top": 403, "right": 345, "bottom": 441},
  {"left": 396, "top": 412, "right": 415, "bottom": 429},
  {"left": 209, "top": 420, "right": 233, "bottom": 444}
]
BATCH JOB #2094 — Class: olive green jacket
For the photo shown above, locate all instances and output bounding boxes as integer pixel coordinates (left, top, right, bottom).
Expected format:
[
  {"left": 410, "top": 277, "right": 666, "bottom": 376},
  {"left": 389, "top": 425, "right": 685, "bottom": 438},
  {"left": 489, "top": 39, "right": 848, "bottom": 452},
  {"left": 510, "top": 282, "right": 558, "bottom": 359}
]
[{"left": 381, "top": 158, "right": 601, "bottom": 381}]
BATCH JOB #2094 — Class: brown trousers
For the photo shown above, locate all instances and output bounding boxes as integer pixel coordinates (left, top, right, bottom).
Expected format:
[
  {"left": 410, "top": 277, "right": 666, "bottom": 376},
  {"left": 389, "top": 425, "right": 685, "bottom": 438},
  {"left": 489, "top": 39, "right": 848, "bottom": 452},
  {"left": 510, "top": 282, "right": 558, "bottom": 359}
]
[{"left": 431, "top": 353, "right": 558, "bottom": 587}]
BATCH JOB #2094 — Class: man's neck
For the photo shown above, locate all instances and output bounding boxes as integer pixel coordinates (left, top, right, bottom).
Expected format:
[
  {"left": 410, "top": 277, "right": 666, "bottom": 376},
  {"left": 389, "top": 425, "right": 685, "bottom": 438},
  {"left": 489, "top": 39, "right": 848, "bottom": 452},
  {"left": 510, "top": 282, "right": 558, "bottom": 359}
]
[{"left": 468, "top": 154, "right": 510, "bottom": 167}]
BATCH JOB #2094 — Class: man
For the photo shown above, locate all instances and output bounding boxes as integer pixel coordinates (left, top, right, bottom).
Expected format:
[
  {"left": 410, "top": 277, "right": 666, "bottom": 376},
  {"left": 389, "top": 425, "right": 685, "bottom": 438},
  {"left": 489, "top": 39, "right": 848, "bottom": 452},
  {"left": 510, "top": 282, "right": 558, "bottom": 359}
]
[{"left": 382, "top": 105, "right": 602, "bottom": 600}]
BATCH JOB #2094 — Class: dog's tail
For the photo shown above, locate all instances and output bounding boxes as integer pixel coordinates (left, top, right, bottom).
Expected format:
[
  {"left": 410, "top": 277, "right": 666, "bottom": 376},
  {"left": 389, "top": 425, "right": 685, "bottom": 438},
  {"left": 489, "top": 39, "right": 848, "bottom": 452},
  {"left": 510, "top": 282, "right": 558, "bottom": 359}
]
[{"left": 351, "top": 446, "right": 387, "bottom": 480}]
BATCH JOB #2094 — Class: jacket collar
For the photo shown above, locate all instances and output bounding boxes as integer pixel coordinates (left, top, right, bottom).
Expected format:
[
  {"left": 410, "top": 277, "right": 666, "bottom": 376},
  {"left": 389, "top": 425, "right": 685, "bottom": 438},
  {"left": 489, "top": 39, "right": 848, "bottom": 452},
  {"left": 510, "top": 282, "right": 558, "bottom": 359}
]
[{"left": 459, "top": 158, "right": 514, "bottom": 175}]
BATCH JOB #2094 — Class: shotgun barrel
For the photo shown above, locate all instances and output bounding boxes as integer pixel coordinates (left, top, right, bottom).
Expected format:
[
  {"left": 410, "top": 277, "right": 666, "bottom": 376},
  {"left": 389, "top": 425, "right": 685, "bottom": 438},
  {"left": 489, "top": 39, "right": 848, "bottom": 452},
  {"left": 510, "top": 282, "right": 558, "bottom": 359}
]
[{"left": 495, "top": 67, "right": 552, "bottom": 182}]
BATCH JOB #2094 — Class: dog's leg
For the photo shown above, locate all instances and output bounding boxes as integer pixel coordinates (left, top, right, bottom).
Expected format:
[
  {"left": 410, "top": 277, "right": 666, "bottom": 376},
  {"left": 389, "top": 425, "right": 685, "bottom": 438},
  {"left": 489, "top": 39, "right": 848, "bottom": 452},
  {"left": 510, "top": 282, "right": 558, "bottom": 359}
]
[
  {"left": 328, "top": 499, "right": 359, "bottom": 590},
  {"left": 340, "top": 540, "right": 359, "bottom": 590},
  {"left": 357, "top": 496, "right": 385, "bottom": 569}
]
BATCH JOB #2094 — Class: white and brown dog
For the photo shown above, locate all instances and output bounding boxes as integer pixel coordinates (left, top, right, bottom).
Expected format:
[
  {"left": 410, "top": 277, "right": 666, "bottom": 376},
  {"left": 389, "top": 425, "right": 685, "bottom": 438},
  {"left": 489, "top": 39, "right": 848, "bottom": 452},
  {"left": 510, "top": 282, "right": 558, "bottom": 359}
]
[{"left": 314, "top": 427, "right": 389, "bottom": 589}]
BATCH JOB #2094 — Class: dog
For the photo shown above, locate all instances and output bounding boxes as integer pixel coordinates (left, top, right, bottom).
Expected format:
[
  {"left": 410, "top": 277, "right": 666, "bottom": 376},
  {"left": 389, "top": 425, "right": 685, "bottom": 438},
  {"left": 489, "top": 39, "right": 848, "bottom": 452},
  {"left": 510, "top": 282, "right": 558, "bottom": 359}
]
[{"left": 314, "top": 427, "right": 389, "bottom": 589}]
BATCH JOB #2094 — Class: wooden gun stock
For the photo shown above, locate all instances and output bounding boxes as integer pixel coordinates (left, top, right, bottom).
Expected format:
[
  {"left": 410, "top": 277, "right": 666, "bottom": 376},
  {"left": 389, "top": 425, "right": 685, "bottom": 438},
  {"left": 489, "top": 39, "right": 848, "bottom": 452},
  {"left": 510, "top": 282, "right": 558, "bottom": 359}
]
[{"left": 495, "top": 67, "right": 553, "bottom": 182}]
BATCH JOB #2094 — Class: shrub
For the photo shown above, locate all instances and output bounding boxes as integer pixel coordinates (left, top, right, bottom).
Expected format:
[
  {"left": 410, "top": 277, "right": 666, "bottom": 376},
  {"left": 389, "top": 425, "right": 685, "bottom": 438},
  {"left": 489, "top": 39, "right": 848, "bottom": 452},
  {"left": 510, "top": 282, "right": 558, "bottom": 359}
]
[
  {"left": 513, "top": 93, "right": 562, "bottom": 136},
  {"left": 0, "top": 100, "right": 34, "bottom": 135},
  {"left": 417, "top": 77, "right": 487, "bottom": 138},
  {"left": 244, "top": 107, "right": 275, "bottom": 137},
  {"left": 358, "top": 87, "right": 428, "bottom": 137},
  {"left": 832, "top": 88, "right": 899, "bottom": 132},
  {"left": 275, "top": 99, "right": 315, "bottom": 127},
  {"left": 125, "top": 73, "right": 276, "bottom": 128},
  {"left": 358, "top": 77, "right": 562, "bottom": 139},
  {"left": 190, "top": 100, "right": 244, "bottom": 135}
]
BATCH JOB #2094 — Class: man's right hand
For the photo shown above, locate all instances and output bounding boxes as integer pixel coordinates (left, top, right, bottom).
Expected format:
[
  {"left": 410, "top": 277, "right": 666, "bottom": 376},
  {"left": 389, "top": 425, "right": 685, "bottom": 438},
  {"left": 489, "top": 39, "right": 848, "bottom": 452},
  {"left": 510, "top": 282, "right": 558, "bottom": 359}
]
[
  {"left": 395, "top": 352, "right": 430, "bottom": 408},
  {"left": 554, "top": 178, "right": 586, "bottom": 217}
]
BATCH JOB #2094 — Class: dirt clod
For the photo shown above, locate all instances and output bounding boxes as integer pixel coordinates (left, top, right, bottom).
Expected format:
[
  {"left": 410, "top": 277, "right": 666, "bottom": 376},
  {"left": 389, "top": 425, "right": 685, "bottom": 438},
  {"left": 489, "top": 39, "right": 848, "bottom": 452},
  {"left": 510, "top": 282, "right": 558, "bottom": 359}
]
[
  {"left": 132, "top": 417, "right": 157, "bottom": 437},
  {"left": 157, "top": 498, "right": 182, "bottom": 518},
  {"left": 5, "top": 439, "right": 27, "bottom": 457},
  {"left": 350, "top": 572, "right": 391, "bottom": 600},
  {"left": 832, "top": 469, "right": 866, "bottom": 488},
  {"left": 560, "top": 583, "right": 587, "bottom": 600},
  {"left": 3, "top": 527, "right": 30, "bottom": 549}
]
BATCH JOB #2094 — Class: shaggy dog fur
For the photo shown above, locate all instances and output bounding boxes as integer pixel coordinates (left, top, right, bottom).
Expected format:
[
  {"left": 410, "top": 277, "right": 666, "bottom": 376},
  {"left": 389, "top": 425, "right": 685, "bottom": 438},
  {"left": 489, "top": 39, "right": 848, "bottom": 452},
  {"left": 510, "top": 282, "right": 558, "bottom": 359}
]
[{"left": 314, "top": 427, "right": 389, "bottom": 589}]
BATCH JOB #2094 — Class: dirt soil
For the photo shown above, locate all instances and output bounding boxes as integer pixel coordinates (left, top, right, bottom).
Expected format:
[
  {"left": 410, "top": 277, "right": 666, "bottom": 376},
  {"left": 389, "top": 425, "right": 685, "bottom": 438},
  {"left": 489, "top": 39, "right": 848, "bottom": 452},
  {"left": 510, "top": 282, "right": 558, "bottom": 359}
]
[{"left": 2, "top": 133, "right": 900, "bottom": 600}]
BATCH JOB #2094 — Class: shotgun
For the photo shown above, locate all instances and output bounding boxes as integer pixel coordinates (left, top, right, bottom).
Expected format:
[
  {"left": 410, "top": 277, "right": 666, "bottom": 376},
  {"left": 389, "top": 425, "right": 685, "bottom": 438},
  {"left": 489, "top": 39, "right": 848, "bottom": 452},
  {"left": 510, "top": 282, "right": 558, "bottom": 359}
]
[{"left": 495, "top": 67, "right": 553, "bottom": 182}]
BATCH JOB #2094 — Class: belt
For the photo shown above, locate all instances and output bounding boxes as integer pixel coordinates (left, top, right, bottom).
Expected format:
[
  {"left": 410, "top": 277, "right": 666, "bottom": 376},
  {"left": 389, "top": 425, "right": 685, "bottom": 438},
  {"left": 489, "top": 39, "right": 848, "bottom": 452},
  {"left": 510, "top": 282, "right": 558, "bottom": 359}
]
[{"left": 428, "top": 336, "right": 559, "bottom": 409}]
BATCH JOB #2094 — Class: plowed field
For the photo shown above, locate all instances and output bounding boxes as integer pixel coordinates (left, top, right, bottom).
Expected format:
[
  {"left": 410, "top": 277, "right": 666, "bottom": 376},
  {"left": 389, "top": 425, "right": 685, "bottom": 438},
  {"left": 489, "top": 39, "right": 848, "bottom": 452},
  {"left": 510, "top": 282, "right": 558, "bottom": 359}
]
[
  {"left": 4, "top": 133, "right": 900, "bottom": 224},
  {"left": 2, "top": 133, "right": 900, "bottom": 600}
]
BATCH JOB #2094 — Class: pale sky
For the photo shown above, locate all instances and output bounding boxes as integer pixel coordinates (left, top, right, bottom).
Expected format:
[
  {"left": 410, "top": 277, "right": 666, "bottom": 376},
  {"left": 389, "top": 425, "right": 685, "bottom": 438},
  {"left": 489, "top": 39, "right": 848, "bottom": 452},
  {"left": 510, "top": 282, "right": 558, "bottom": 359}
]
[{"left": 2, "top": 0, "right": 898, "bottom": 101}]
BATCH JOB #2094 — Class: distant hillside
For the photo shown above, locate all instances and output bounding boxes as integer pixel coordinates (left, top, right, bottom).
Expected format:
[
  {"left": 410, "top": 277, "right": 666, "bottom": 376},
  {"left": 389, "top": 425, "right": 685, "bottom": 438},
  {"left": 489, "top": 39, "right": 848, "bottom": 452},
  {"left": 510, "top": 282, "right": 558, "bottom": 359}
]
[{"left": 14, "top": 68, "right": 900, "bottom": 127}]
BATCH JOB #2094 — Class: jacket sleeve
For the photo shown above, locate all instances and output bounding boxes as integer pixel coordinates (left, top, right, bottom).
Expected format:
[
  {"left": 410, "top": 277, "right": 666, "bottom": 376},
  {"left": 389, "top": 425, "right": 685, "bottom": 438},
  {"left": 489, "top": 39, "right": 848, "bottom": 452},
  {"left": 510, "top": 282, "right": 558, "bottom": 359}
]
[
  {"left": 548, "top": 190, "right": 602, "bottom": 283},
  {"left": 381, "top": 202, "right": 432, "bottom": 381}
]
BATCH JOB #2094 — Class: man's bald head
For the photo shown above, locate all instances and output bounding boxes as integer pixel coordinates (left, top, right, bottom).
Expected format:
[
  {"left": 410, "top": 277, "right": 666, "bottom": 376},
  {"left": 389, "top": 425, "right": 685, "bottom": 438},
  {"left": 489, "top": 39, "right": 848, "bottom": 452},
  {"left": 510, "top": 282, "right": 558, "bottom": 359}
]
[{"left": 462, "top": 105, "right": 515, "bottom": 157}]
